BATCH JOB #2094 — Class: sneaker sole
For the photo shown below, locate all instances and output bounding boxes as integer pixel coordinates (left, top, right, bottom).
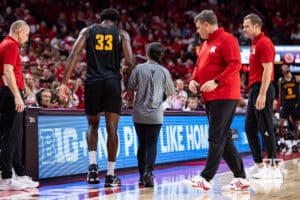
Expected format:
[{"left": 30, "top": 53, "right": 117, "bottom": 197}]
[
  {"left": 87, "top": 180, "right": 100, "bottom": 184},
  {"left": 104, "top": 183, "right": 121, "bottom": 187},
  {"left": 143, "top": 176, "right": 154, "bottom": 187}
]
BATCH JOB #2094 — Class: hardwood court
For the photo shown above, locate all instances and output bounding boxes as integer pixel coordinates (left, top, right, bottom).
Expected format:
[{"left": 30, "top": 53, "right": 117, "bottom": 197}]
[{"left": 0, "top": 154, "right": 299, "bottom": 200}]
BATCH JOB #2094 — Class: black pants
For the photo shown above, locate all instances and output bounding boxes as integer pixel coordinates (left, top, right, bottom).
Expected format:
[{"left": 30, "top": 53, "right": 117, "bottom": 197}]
[
  {"left": 201, "top": 100, "right": 246, "bottom": 181},
  {"left": 134, "top": 123, "right": 162, "bottom": 177},
  {"left": 0, "top": 87, "right": 26, "bottom": 179},
  {"left": 245, "top": 83, "right": 276, "bottom": 163}
]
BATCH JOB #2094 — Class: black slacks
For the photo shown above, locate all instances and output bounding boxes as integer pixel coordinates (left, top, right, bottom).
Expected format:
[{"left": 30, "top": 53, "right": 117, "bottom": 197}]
[
  {"left": 0, "top": 87, "right": 26, "bottom": 179},
  {"left": 134, "top": 123, "right": 162, "bottom": 177},
  {"left": 201, "top": 100, "right": 246, "bottom": 181},
  {"left": 245, "top": 83, "right": 276, "bottom": 163}
]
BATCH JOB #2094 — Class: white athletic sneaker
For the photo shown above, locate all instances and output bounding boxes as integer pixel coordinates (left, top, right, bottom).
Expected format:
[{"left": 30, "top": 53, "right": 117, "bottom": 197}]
[
  {"left": 252, "top": 167, "right": 283, "bottom": 179},
  {"left": 221, "top": 178, "right": 250, "bottom": 191},
  {"left": 272, "top": 168, "right": 283, "bottom": 179},
  {"left": 15, "top": 175, "right": 39, "bottom": 188},
  {"left": 246, "top": 165, "right": 264, "bottom": 177},
  {"left": 251, "top": 178, "right": 283, "bottom": 194},
  {"left": 184, "top": 176, "right": 211, "bottom": 191},
  {"left": 0, "top": 178, "right": 28, "bottom": 190}
]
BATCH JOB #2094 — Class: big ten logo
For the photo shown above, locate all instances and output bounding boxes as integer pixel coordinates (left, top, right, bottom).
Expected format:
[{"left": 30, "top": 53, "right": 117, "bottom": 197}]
[
  {"left": 39, "top": 128, "right": 81, "bottom": 166},
  {"left": 39, "top": 127, "right": 121, "bottom": 166},
  {"left": 122, "top": 126, "right": 138, "bottom": 156}
]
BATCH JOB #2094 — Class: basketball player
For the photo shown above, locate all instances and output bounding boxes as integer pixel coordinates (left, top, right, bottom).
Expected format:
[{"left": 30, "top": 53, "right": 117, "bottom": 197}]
[
  {"left": 277, "top": 64, "right": 300, "bottom": 153},
  {"left": 60, "top": 8, "right": 134, "bottom": 187}
]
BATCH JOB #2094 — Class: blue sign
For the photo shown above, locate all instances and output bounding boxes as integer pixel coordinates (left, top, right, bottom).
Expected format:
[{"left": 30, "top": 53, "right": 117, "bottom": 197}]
[{"left": 38, "top": 114, "right": 249, "bottom": 178}]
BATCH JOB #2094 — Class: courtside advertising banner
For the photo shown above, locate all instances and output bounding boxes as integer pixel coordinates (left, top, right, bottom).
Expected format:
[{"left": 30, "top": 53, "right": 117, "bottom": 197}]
[{"left": 38, "top": 114, "right": 249, "bottom": 178}]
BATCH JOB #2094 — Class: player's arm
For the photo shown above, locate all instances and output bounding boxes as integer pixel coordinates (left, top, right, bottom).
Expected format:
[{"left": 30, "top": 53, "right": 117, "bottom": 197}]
[
  {"left": 120, "top": 29, "right": 134, "bottom": 81},
  {"left": 63, "top": 28, "right": 88, "bottom": 85}
]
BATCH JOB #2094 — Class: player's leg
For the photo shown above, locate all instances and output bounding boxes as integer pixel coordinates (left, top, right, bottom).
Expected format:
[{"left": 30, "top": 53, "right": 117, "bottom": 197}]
[
  {"left": 278, "top": 118, "right": 288, "bottom": 152},
  {"left": 103, "top": 78, "right": 122, "bottom": 187},
  {"left": 84, "top": 81, "right": 103, "bottom": 184},
  {"left": 292, "top": 104, "right": 300, "bottom": 152}
]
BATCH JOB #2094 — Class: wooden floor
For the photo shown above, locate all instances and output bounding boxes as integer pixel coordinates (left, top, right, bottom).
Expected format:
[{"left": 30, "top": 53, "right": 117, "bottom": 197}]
[{"left": 0, "top": 154, "right": 299, "bottom": 200}]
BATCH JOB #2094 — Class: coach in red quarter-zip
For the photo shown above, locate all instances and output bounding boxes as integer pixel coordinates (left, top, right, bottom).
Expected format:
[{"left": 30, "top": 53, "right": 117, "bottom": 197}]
[{"left": 185, "top": 9, "right": 250, "bottom": 192}]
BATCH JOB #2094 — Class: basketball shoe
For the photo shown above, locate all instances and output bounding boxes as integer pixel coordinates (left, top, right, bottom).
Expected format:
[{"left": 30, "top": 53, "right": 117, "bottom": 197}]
[
  {"left": 221, "top": 178, "right": 250, "bottom": 191},
  {"left": 184, "top": 176, "right": 211, "bottom": 191},
  {"left": 143, "top": 172, "right": 154, "bottom": 187},
  {"left": 15, "top": 175, "right": 39, "bottom": 188},
  {"left": 252, "top": 167, "right": 283, "bottom": 179},
  {"left": 0, "top": 178, "right": 28, "bottom": 190},
  {"left": 87, "top": 164, "right": 100, "bottom": 184},
  {"left": 105, "top": 175, "right": 121, "bottom": 187}
]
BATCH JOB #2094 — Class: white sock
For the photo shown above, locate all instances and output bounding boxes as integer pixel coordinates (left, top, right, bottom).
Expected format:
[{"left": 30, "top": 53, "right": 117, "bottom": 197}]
[
  {"left": 88, "top": 151, "right": 97, "bottom": 165},
  {"left": 280, "top": 138, "right": 285, "bottom": 143},
  {"left": 107, "top": 162, "right": 115, "bottom": 176}
]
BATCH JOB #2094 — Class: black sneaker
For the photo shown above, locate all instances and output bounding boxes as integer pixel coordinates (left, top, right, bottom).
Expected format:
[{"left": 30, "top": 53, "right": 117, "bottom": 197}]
[
  {"left": 105, "top": 175, "right": 121, "bottom": 187},
  {"left": 142, "top": 172, "right": 154, "bottom": 187},
  {"left": 87, "top": 164, "right": 100, "bottom": 184},
  {"left": 277, "top": 142, "right": 288, "bottom": 153},
  {"left": 292, "top": 145, "right": 298, "bottom": 153}
]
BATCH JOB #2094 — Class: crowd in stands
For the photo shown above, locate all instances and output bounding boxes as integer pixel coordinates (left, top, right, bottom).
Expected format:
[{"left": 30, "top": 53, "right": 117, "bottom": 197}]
[{"left": 0, "top": 0, "right": 299, "bottom": 111}]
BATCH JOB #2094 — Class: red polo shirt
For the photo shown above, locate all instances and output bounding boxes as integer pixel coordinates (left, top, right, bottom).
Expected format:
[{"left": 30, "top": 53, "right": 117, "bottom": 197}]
[
  {"left": 248, "top": 32, "right": 275, "bottom": 87},
  {"left": 0, "top": 36, "right": 24, "bottom": 89},
  {"left": 191, "top": 28, "right": 241, "bottom": 103}
]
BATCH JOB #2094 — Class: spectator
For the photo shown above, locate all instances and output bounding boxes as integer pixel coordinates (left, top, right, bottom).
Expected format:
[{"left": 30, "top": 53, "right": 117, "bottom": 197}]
[
  {"left": 24, "top": 73, "right": 38, "bottom": 106},
  {"left": 183, "top": 96, "right": 198, "bottom": 111},
  {"left": 39, "top": 68, "right": 55, "bottom": 89},
  {"left": 35, "top": 88, "right": 53, "bottom": 108},
  {"left": 175, "top": 78, "right": 188, "bottom": 99},
  {"left": 74, "top": 77, "right": 85, "bottom": 109}
]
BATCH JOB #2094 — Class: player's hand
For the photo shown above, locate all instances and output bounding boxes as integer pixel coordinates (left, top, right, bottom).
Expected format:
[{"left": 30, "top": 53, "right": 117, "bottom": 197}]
[
  {"left": 58, "top": 84, "right": 70, "bottom": 103},
  {"left": 189, "top": 80, "right": 199, "bottom": 94}
]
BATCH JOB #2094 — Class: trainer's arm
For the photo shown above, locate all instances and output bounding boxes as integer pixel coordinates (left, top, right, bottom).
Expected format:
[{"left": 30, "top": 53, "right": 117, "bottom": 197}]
[{"left": 63, "top": 28, "right": 88, "bottom": 85}]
